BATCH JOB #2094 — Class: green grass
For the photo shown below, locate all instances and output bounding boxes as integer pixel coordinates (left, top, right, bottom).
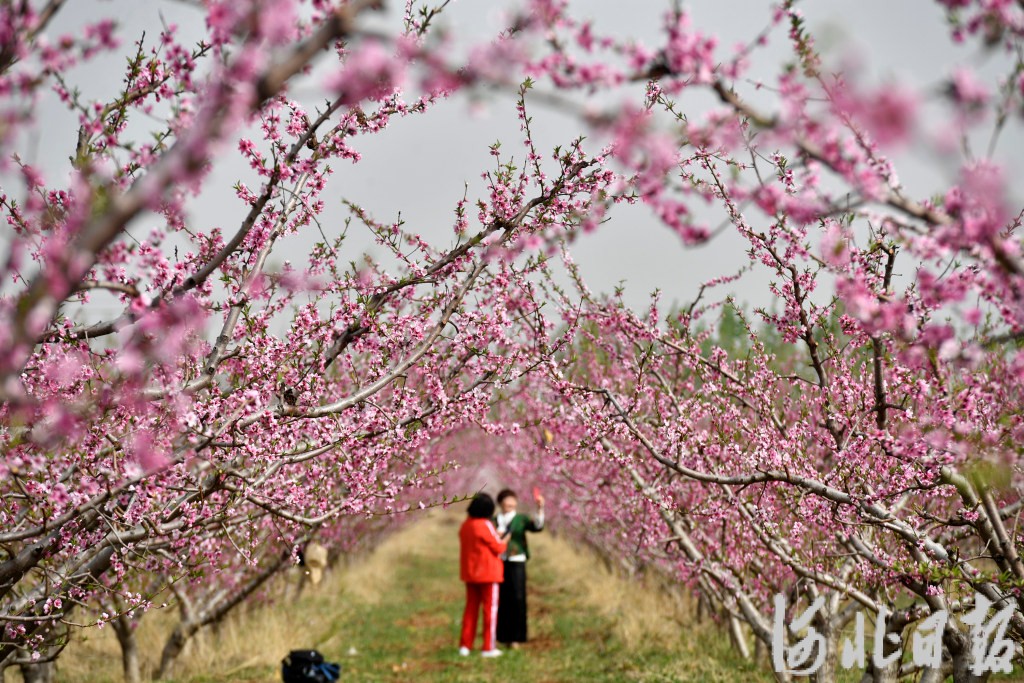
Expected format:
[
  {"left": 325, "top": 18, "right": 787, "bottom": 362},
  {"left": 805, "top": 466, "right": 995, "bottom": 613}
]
[
  {"left": 176, "top": 511, "right": 769, "bottom": 682},
  {"left": 68, "top": 510, "right": 1024, "bottom": 682},
  {"left": 283, "top": 537, "right": 748, "bottom": 681}
]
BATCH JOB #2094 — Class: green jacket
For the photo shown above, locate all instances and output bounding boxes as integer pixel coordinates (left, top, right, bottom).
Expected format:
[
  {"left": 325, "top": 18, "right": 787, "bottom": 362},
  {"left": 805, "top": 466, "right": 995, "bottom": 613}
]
[{"left": 494, "top": 512, "right": 543, "bottom": 560}]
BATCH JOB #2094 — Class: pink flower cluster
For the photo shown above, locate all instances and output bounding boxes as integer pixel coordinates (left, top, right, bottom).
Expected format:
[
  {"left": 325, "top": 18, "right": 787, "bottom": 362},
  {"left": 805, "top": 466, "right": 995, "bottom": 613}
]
[{"left": 2, "top": 1, "right": 1024, "bottom": 677}]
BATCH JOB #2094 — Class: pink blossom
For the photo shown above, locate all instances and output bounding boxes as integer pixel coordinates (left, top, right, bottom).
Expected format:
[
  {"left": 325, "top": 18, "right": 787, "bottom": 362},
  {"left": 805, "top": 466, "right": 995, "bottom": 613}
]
[
  {"left": 949, "top": 67, "right": 990, "bottom": 113},
  {"left": 820, "top": 221, "right": 850, "bottom": 268},
  {"left": 833, "top": 81, "right": 918, "bottom": 147},
  {"left": 326, "top": 42, "right": 407, "bottom": 105},
  {"left": 129, "top": 430, "right": 168, "bottom": 473}
]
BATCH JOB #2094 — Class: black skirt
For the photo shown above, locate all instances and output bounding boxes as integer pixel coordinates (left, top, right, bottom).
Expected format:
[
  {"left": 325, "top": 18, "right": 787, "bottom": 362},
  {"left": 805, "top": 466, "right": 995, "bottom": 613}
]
[{"left": 497, "top": 560, "right": 528, "bottom": 643}]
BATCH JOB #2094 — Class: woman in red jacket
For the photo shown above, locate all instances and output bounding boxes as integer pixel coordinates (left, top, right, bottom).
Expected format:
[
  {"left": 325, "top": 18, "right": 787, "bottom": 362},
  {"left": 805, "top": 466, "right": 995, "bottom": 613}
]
[{"left": 458, "top": 493, "right": 508, "bottom": 657}]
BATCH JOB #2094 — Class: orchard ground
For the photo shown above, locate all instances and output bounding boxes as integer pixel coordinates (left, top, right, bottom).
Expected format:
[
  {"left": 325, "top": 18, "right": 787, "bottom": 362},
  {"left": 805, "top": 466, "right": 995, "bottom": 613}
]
[
  {"left": 49, "top": 510, "right": 769, "bottom": 683},
  {"left": 26, "top": 511, "right": 1024, "bottom": 682}
]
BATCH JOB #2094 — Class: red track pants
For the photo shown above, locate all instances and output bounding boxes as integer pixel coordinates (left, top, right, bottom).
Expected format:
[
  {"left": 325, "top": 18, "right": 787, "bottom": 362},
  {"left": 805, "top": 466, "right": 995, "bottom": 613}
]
[{"left": 460, "top": 582, "right": 499, "bottom": 651}]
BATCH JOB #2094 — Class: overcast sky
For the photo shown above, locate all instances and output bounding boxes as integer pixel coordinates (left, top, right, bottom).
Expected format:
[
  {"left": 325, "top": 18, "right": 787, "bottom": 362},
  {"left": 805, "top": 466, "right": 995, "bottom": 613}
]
[{"left": 12, "top": 0, "right": 1023, "bottom": 322}]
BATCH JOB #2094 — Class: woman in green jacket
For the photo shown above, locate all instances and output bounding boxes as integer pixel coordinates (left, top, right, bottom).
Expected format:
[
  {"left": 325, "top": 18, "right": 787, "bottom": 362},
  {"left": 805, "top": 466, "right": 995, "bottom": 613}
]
[{"left": 493, "top": 488, "right": 545, "bottom": 648}]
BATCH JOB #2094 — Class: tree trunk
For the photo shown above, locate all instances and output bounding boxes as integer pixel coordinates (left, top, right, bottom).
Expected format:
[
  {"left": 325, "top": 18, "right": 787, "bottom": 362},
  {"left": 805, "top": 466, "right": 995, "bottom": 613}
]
[
  {"left": 19, "top": 661, "right": 55, "bottom": 683},
  {"left": 728, "top": 614, "right": 751, "bottom": 660},
  {"left": 811, "top": 626, "right": 838, "bottom": 683},
  {"left": 771, "top": 664, "right": 794, "bottom": 683},
  {"left": 156, "top": 582, "right": 196, "bottom": 681},
  {"left": 918, "top": 664, "right": 953, "bottom": 683},
  {"left": 946, "top": 626, "right": 991, "bottom": 683},
  {"left": 156, "top": 620, "right": 199, "bottom": 681},
  {"left": 951, "top": 656, "right": 991, "bottom": 683},
  {"left": 112, "top": 611, "right": 142, "bottom": 683},
  {"left": 856, "top": 647, "right": 900, "bottom": 682},
  {"left": 156, "top": 555, "right": 288, "bottom": 679}
]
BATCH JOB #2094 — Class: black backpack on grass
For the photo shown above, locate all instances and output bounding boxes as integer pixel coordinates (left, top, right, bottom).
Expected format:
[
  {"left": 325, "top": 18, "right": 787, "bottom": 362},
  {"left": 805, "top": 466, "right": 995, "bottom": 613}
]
[{"left": 281, "top": 649, "right": 340, "bottom": 683}]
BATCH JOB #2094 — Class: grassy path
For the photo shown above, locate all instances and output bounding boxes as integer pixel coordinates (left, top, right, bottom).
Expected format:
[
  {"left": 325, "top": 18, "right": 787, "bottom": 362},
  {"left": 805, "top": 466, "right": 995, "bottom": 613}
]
[
  {"left": 62, "top": 510, "right": 768, "bottom": 682},
  {"left": 60, "top": 510, "right": 1024, "bottom": 682},
  {"left": 232, "top": 511, "right": 766, "bottom": 683}
]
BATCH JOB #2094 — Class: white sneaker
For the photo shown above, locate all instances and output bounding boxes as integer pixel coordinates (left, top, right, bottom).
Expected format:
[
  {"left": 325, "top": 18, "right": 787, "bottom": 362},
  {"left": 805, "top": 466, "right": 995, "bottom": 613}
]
[
  {"left": 458, "top": 647, "right": 470, "bottom": 656},
  {"left": 480, "top": 649, "right": 503, "bottom": 658}
]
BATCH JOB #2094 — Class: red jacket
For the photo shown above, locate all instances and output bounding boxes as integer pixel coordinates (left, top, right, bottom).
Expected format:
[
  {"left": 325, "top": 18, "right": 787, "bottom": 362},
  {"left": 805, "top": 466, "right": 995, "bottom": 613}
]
[{"left": 459, "top": 517, "right": 507, "bottom": 583}]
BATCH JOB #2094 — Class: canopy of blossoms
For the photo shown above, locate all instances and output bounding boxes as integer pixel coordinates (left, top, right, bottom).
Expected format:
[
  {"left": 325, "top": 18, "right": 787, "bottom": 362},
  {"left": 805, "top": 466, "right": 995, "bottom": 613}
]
[{"left": 1, "top": 1, "right": 1023, "bottom": 681}]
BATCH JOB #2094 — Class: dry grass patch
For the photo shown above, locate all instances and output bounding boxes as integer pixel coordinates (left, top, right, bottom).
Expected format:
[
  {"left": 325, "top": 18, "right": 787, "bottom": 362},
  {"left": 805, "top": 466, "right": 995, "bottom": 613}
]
[
  {"left": 532, "top": 531, "right": 692, "bottom": 650},
  {"left": 49, "top": 568, "right": 328, "bottom": 683},
  {"left": 43, "top": 514, "right": 449, "bottom": 682}
]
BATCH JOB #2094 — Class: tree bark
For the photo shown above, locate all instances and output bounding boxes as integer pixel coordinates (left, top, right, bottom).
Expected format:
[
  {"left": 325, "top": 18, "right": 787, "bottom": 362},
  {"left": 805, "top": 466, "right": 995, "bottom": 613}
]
[
  {"left": 810, "top": 622, "right": 839, "bottom": 683},
  {"left": 728, "top": 614, "right": 751, "bottom": 660},
  {"left": 156, "top": 555, "right": 287, "bottom": 679},
  {"left": 946, "top": 626, "right": 991, "bottom": 683},
  {"left": 918, "top": 664, "right": 953, "bottom": 683},
  {"left": 111, "top": 611, "right": 142, "bottom": 683},
  {"left": 19, "top": 661, "right": 55, "bottom": 683},
  {"left": 812, "top": 644, "right": 839, "bottom": 683},
  {"left": 771, "top": 665, "right": 794, "bottom": 683},
  {"left": 156, "top": 582, "right": 196, "bottom": 681},
  {"left": 156, "top": 621, "right": 198, "bottom": 681},
  {"left": 856, "top": 637, "right": 901, "bottom": 683},
  {"left": 951, "top": 656, "right": 991, "bottom": 683}
]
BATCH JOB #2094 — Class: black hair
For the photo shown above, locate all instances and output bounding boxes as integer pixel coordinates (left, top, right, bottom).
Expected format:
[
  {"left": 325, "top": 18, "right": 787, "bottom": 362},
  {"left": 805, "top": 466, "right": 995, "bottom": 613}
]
[
  {"left": 496, "top": 489, "right": 517, "bottom": 504},
  {"left": 467, "top": 493, "right": 496, "bottom": 519}
]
